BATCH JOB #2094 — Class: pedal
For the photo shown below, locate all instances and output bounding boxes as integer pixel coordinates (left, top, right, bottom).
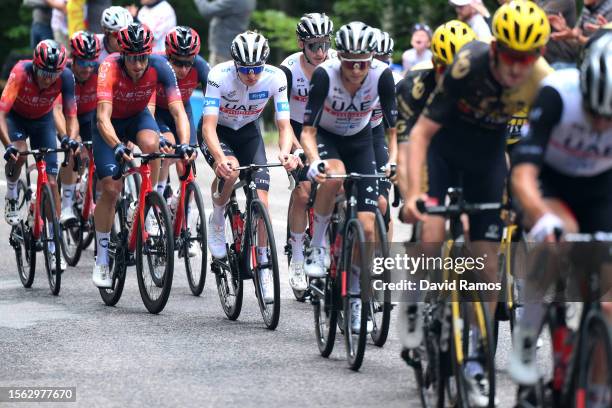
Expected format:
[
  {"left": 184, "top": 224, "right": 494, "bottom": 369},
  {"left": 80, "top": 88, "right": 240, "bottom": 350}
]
[
  {"left": 309, "top": 280, "right": 325, "bottom": 299},
  {"left": 401, "top": 347, "right": 421, "bottom": 369}
]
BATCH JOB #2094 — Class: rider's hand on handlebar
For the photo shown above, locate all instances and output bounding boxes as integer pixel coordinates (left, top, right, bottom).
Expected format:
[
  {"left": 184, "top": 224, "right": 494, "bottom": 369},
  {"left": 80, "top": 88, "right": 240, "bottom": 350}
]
[
  {"left": 528, "top": 213, "right": 564, "bottom": 243},
  {"left": 215, "top": 157, "right": 234, "bottom": 179},
  {"left": 3, "top": 144, "right": 18, "bottom": 162},
  {"left": 278, "top": 152, "right": 300, "bottom": 171},
  {"left": 113, "top": 143, "right": 133, "bottom": 164},
  {"left": 159, "top": 137, "right": 173, "bottom": 154},
  {"left": 402, "top": 193, "right": 428, "bottom": 223},
  {"left": 176, "top": 144, "right": 196, "bottom": 161},
  {"left": 307, "top": 159, "right": 327, "bottom": 184}
]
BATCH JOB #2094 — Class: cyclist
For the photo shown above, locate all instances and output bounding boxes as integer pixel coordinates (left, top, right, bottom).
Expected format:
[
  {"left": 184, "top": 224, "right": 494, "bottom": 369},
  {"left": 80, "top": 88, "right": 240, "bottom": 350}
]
[
  {"left": 370, "top": 28, "right": 402, "bottom": 238},
  {"left": 280, "top": 12, "right": 334, "bottom": 292},
  {"left": 92, "top": 23, "right": 194, "bottom": 288},
  {"left": 0, "top": 40, "right": 78, "bottom": 273},
  {"left": 400, "top": 1, "right": 553, "bottom": 405},
  {"left": 395, "top": 20, "right": 475, "bottom": 198},
  {"left": 301, "top": 21, "right": 398, "bottom": 333},
  {"left": 508, "top": 33, "right": 612, "bottom": 408},
  {"left": 98, "top": 6, "right": 134, "bottom": 63},
  {"left": 154, "top": 26, "right": 209, "bottom": 198},
  {"left": 56, "top": 31, "right": 102, "bottom": 225},
  {"left": 201, "top": 31, "right": 299, "bottom": 303}
]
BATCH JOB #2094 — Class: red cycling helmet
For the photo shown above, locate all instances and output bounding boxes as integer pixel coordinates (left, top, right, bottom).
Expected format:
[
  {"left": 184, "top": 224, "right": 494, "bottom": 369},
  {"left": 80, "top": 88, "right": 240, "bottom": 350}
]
[
  {"left": 70, "top": 31, "right": 101, "bottom": 60},
  {"left": 33, "top": 39, "right": 68, "bottom": 71},
  {"left": 117, "top": 23, "right": 153, "bottom": 55},
  {"left": 165, "top": 26, "right": 201, "bottom": 58}
]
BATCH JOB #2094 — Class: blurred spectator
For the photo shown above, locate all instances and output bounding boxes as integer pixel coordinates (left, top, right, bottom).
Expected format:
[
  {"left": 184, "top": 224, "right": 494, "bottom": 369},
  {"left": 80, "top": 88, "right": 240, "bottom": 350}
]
[
  {"left": 402, "top": 23, "right": 432, "bottom": 72},
  {"left": 51, "top": 5, "right": 69, "bottom": 49},
  {"left": 450, "top": 0, "right": 492, "bottom": 41},
  {"left": 86, "top": 0, "right": 112, "bottom": 33},
  {"left": 23, "top": 0, "right": 67, "bottom": 48},
  {"left": 66, "top": 0, "right": 86, "bottom": 35},
  {"left": 548, "top": 0, "right": 612, "bottom": 65},
  {"left": 128, "top": 0, "right": 177, "bottom": 53},
  {"left": 534, "top": 0, "right": 577, "bottom": 68},
  {"left": 193, "top": 0, "right": 257, "bottom": 66}
]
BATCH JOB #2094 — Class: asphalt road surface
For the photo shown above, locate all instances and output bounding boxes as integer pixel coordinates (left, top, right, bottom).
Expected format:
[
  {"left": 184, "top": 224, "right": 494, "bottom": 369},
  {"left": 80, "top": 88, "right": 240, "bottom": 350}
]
[{"left": 0, "top": 146, "right": 542, "bottom": 407}]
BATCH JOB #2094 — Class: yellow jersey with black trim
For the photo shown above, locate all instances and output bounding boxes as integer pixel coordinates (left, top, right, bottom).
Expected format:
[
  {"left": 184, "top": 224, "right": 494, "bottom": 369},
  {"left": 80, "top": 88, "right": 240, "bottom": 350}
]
[{"left": 396, "top": 66, "right": 437, "bottom": 143}]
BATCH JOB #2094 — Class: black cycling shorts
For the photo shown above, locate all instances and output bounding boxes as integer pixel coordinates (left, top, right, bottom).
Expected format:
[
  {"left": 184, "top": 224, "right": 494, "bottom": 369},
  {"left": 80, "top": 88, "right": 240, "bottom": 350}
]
[
  {"left": 201, "top": 121, "right": 270, "bottom": 192},
  {"left": 540, "top": 165, "right": 612, "bottom": 233},
  {"left": 317, "top": 126, "right": 378, "bottom": 213},
  {"left": 427, "top": 133, "right": 507, "bottom": 241}
]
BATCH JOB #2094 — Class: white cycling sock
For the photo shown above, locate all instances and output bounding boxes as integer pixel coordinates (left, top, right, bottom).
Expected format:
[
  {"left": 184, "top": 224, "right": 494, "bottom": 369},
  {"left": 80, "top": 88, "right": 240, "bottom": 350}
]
[
  {"left": 47, "top": 222, "right": 55, "bottom": 253},
  {"left": 349, "top": 265, "right": 361, "bottom": 295},
  {"left": 588, "top": 384, "right": 611, "bottom": 408},
  {"left": 257, "top": 247, "right": 268, "bottom": 264},
  {"left": 6, "top": 180, "right": 18, "bottom": 200},
  {"left": 156, "top": 181, "right": 166, "bottom": 195},
  {"left": 62, "top": 184, "right": 76, "bottom": 209},
  {"left": 465, "top": 325, "right": 484, "bottom": 377},
  {"left": 311, "top": 212, "right": 331, "bottom": 248},
  {"left": 96, "top": 231, "right": 110, "bottom": 265},
  {"left": 212, "top": 201, "right": 226, "bottom": 225},
  {"left": 290, "top": 232, "right": 305, "bottom": 262}
]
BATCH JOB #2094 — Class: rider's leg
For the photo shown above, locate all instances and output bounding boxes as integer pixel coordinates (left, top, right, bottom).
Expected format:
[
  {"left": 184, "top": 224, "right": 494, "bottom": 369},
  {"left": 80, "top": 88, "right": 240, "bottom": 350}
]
[
  {"left": 156, "top": 131, "right": 175, "bottom": 195},
  {"left": 288, "top": 181, "right": 311, "bottom": 261}
]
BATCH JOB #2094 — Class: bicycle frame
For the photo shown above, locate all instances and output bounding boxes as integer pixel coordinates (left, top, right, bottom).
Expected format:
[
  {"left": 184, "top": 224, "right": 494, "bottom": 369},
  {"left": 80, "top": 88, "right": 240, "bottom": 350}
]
[
  {"left": 172, "top": 161, "right": 196, "bottom": 238},
  {"left": 30, "top": 157, "right": 49, "bottom": 241},
  {"left": 80, "top": 142, "right": 96, "bottom": 221},
  {"left": 125, "top": 161, "right": 154, "bottom": 253}
]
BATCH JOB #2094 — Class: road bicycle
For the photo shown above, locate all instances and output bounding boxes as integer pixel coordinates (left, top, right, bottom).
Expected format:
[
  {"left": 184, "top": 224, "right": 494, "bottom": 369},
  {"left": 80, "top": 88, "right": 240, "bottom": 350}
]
[
  {"left": 98, "top": 151, "right": 182, "bottom": 314},
  {"left": 211, "top": 163, "right": 282, "bottom": 330}
]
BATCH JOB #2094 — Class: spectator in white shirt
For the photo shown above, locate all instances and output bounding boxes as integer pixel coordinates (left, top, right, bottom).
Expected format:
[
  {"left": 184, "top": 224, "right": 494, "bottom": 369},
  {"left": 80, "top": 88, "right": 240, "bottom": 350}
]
[
  {"left": 132, "top": 0, "right": 177, "bottom": 53},
  {"left": 450, "top": 0, "right": 492, "bottom": 41},
  {"left": 402, "top": 23, "right": 433, "bottom": 72}
]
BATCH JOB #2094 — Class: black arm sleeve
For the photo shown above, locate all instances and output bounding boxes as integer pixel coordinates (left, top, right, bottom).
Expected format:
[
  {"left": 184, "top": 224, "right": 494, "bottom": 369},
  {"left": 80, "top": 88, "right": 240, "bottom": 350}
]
[
  {"left": 279, "top": 65, "right": 292, "bottom": 100},
  {"left": 378, "top": 68, "right": 398, "bottom": 128},
  {"left": 303, "top": 67, "right": 329, "bottom": 127},
  {"left": 511, "top": 86, "right": 564, "bottom": 168}
]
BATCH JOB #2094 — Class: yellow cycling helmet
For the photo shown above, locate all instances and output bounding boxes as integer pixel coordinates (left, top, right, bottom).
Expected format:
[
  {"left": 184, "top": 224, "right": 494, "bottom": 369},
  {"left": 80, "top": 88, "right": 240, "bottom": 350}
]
[
  {"left": 492, "top": 0, "right": 550, "bottom": 52},
  {"left": 430, "top": 20, "right": 476, "bottom": 65}
]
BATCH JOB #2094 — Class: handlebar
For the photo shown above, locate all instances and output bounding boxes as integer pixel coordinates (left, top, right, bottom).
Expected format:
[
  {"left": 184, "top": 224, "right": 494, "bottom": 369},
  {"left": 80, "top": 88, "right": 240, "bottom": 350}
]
[{"left": 415, "top": 199, "right": 503, "bottom": 216}]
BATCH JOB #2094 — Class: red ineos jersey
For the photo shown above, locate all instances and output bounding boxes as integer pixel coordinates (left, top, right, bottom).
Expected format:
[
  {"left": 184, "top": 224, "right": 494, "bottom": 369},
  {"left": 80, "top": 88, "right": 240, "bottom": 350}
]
[
  {"left": 0, "top": 60, "right": 77, "bottom": 119},
  {"left": 155, "top": 54, "right": 209, "bottom": 109},
  {"left": 97, "top": 54, "right": 181, "bottom": 119}
]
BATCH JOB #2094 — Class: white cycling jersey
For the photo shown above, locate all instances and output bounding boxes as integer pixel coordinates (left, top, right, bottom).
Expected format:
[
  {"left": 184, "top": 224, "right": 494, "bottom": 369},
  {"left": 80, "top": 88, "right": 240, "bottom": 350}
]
[
  {"left": 202, "top": 61, "right": 290, "bottom": 131},
  {"left": 96, "top": 34, "right": 116, "bottom": 64},
  {"left": 304, "top": 58, "right": 395, "bottom": 136},
  {"left": 515, "top": 69, "right": 612, "bottom": 177},
  {"left": 371, "top": 69, "right": 403, "bottom": 128},
  {"left": 280, "top": 50, "right": 338, "bottom": 124}
]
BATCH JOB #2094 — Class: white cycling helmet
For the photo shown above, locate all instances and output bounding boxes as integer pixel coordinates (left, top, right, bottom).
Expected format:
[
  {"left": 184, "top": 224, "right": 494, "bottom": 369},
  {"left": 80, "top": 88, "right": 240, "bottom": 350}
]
[
  {"left": 296, "top": 13, "right": 334, "bottom": 40},
  {"left": 101, "top": 6, "right": 134, "bottom": 33},
  {"left": 580, "top": 31, "right": 612, "bottom": 118},
  {"left": 335, "top": 21, "right": 377, "bottom": 54},
  {"left": 373, "top": 29, "right": 394, "bottom": 56},
  {"left": 230, "top": 31, "right": 270, "bottom": 66}
]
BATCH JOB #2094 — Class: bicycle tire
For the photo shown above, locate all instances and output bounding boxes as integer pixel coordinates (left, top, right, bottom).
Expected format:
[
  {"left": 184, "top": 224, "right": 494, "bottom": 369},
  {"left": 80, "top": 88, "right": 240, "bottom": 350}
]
[
  {"left": 342, "top": 218, "right": 369, "bottom": 371},
  {"left": 60, "top": 203, "right": 83, "bottom": 267},
  {"left": 249, "top": 199, "right": 281, "bottom": 330},
  {"left": 98, "top": 199, "right": 128, "bottom": 306},
  {"left": 214, "top": 205, "right": 243, "bottom": 320},
  {"left": 370, "top": 208, "right": 391, "bottom": 347},
  {"left": 183, "top": 181, "right": 207, "bottom": 296},
  {"left": 574, "top": 312, "right": 612, "bottom": 408},
  {"left": 40, "top": 183, "right": 62, "bottom": 295},
  {"left": 11, "top": 179, "right": 35, "bottom": 287},
  {"left": 136, "top": 190, "right": 174, "bottom": 314},
  {"left": 451, "top": 293, "right": 496, "bottom": 408}
]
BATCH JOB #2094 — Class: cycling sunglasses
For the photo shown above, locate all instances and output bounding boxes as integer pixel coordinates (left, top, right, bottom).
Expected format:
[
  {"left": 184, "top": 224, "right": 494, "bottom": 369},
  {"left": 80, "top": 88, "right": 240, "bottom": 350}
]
[
  {"left": 74, "top": 59, "right": 98, "bottom": 69},
  {"left": 170, "top": 57, "right": 195, "bottom": 68},
  {"left": 496, "top": 44, "right": 541, "bottom": 66},
  {"left": 34, "top": 66, "right": 61, "bottom": 80},
  {"left": 305, "top": 41, "right": 331, "bottom": 53},
  {"left": 124, "top": 54, "right": 149, "bottom": 64},
  {"left": 339, "top": 56, "right": 372, "bottom": 71},
  {"left": 236, "top": 64, "right": 265, "bottom": 75}
]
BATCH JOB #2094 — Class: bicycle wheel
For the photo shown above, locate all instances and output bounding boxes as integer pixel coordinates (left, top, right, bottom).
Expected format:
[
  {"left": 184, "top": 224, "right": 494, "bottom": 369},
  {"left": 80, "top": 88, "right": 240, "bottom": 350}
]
[
  {"left": 60, "top": 201, "right": 83, "bottom": 267},
  {"left": 40, "top": 184, "right": 62, "bottom": 295},
  {"left": 98, "top": 198, "right": 129, "bottom": 306},
  {"left": 10, "top": 179, "right": 35, "bottom": 287},
  {"left": 214, "top": 206, "right": 243, "bottom": 320},
  {"left": 79, "top": 167, "right": 95, "bottom": 250},
  {"left": 136, "top": 190, "right": 174, "bottom": 314},
  {"left": 407, "top": 303, "right": 446, "bottom": 408},
  {"left": 342, "top": 219, "right": 369, "bottom": 371},
  {"left": 574, "top": 313, "right": 612, "bottom": 408},
  {"left": 370, "top": 208, "right": 391, "bottom": 347},
  {"left": 182, "top": 181, "right": 207, "bottom": 296},
  {"left": 249, "top": 199, "right": 281, "bottom": 330},
  {"left": 451, "top": 294, "right": 496, "bottom": 408}
]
